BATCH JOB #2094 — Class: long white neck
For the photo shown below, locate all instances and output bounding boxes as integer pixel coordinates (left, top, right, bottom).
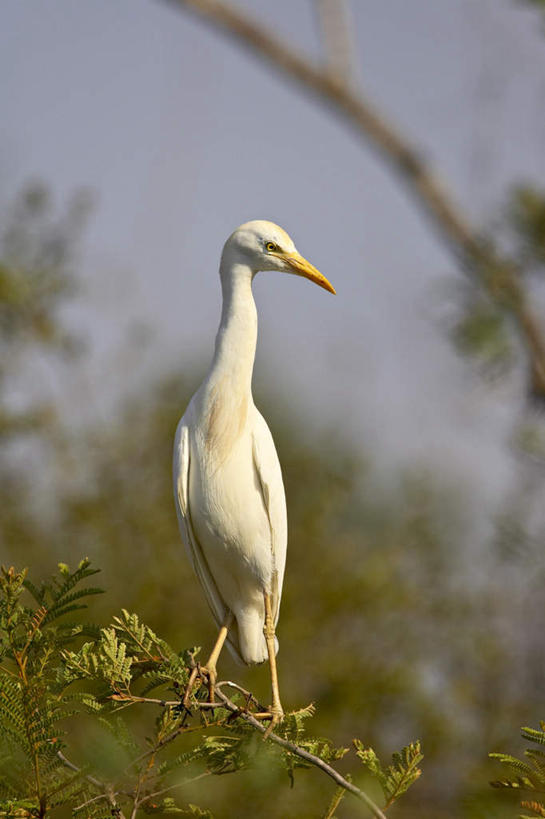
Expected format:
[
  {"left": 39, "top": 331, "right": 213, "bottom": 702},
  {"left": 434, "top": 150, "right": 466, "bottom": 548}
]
[{"left": 209, "top": 260, "right": 257, "bottom": 396}]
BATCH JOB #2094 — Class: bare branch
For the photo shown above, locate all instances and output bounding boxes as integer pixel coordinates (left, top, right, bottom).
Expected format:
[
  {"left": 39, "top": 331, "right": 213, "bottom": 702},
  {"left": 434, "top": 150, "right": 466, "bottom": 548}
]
[
  {"left": 162, "top": 0, "right": 545, "bottom": 398},
  {"left": 314, "top": 0, "right": 358, "bottom": 88},
  {"left": 111, "top": 693, "right": 180, "bottom": 706}
]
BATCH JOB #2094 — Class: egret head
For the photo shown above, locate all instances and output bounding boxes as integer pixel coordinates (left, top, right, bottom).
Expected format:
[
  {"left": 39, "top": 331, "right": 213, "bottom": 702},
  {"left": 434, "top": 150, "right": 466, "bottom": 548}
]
[{"left": 222, "top": 220, "right": 335, "bottom": 294}]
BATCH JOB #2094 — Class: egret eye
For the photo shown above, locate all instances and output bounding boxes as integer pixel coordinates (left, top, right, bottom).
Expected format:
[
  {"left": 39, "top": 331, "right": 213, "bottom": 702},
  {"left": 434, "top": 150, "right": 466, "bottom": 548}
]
[{"left": 266, "top": 241, "right": 277, "bottom": 253}]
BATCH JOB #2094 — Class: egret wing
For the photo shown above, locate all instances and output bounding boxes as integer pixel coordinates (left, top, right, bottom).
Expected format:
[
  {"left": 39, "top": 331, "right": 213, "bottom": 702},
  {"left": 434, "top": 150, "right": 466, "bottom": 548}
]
[
  {"left": 173, "top": 420, "right": 232, "bottom": 639},
  {"left": 252, "top": 410, "right": 288, "bottom": 624}
]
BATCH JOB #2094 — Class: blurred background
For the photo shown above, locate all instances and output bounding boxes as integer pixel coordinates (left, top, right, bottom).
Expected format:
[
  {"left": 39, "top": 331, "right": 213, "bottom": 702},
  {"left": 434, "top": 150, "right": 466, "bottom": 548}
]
[{"left": 2, "top": 0, "right": 545, "bottom": 815}]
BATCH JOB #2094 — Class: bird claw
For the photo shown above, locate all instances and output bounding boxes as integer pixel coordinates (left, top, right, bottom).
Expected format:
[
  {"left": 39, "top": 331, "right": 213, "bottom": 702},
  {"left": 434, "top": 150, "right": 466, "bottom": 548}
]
[
  {"left": 182, "top": 662, "right": 217, "bottom": 709},
  {"left": 262, "top": 704, "right": 284, "bottom": 740}
]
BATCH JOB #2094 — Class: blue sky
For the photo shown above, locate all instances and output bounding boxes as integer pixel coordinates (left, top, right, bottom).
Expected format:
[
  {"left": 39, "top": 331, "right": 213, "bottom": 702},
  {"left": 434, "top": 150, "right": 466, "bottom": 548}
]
[{"left": 2, "top": 0, "right": 545, "bottom": 519}]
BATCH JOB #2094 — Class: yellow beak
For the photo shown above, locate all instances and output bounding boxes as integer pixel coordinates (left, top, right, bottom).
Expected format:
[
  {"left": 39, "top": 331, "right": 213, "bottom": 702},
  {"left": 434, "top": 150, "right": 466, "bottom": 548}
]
[{"left": 282, "top": 252, "right": 336, "bottom": 295}]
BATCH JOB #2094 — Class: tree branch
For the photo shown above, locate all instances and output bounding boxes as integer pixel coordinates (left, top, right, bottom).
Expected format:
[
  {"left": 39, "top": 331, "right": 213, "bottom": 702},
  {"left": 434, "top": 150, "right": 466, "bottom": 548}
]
[
  {"left": 314, "top": 0, "right": 358, "bottom": 88},
  {"left": 162, "top": 0, "right": 545, "bottom": 398},
  {"left": 115, "top": 682, "right": 387, "bottom": 817},
  {"left": 214, "top": 681, "right": 387, "bottom": 819}
]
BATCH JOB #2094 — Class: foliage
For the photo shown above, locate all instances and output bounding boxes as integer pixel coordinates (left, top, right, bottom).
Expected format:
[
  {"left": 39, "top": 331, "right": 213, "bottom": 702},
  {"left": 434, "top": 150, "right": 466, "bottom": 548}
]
[
  {"left": 524, "top": 0, "right": 545, "bottom": 20},
  {"left": 354, "top": 739, "right": 423, "bottom": 808},
  {"left": 451, "top": 294, "right": 513, "bottom": 379},
  {"left": 508, "top": 187, "right": 545, "bottom": 273},
  {"left": 0, "top": 181, "right": 86, "bottom": 348},
  {"left": 0, "top": 182, "right": 91, "bottom": 438},
  {"left": 451, "top": 184, "right": 545, "bottom": 387},
  {"left": 491, "top": 723, "right": 545, "bottom": 818},
  {"left": 3, "top": 350, "right": 543, "bottom": 816},
  {"left": 0, "top": 559, "right": 102, "bottom": 816},
  {"left": 0, "top": 561, "right": 423, "bottom": 818}
]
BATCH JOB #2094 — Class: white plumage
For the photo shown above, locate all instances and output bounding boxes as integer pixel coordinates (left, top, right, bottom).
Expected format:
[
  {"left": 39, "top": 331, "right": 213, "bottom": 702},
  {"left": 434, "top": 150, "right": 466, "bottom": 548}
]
[
  {"left": 173, "top": 220, "right": 335, "bottom": 717},
  {"left": 174, "top": 403, "right": 286, "bottom": 665}
]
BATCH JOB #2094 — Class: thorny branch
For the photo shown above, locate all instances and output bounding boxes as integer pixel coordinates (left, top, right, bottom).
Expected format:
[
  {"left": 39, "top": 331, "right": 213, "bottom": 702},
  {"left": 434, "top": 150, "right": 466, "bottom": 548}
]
[{"left": 163, "top": 0, "right": 545, "bottom": 398}]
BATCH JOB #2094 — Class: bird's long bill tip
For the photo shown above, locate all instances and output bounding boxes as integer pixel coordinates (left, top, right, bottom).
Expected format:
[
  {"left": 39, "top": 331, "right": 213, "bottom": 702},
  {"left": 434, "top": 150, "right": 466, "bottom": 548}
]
[{"left": 286, "top": 253, "right": 336, "bottom": 295}]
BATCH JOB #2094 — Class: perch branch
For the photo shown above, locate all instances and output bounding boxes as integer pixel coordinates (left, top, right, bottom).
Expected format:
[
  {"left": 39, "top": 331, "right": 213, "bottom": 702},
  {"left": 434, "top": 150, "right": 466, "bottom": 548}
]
[
  {"left": 117, "top": 682, "right": 386, "bottom": 817},
  {"left": 214, "top": 681, "right": 387, "bottom": 818}
]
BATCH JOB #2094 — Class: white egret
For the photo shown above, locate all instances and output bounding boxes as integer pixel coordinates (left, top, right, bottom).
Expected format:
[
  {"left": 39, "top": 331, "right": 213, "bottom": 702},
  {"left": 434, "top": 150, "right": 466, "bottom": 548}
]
[{"left": 173, "top": 220, "right": 335, "bottom": 727}]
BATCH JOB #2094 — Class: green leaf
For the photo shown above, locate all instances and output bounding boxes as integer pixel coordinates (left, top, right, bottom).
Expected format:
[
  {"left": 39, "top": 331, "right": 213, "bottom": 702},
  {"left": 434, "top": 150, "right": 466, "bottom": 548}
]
[
  {"left": 111, "top": 609, "right": 169, "bottom": 662},
  {"left": 354, "top": 739, "right": 423, "bottom": 807},
  {"left": 522, "top": 727, "right": 545, "bottom": 746},
  {"left": 353, "top": 742, "right": 386, "bottom": 790},
  {"left": 490, "top": 752, "right": 538, "bottom": 784},
  {"left": 322, "top": 784, "right": 347, "bottom": 819}
]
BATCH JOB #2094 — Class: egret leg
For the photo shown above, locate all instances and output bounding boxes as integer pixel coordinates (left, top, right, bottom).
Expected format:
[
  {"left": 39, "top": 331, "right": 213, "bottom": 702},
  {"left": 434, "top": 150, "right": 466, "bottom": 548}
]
[
  {"left": 183, "top": 611, "right": 232, "bottom": 707},
  {"left": 263, "top": 592, "right": 284, "bottom": 737},
  {"left": 203, "top": 611, "right": 233, "bottom": 699}
]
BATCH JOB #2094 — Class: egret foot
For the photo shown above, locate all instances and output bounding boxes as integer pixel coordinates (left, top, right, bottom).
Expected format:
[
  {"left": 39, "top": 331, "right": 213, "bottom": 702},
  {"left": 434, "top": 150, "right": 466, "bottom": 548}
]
[
  {"left": 262, "top": 702, "right": 284, "bottom": 739},
  {"left": 202, "top": 663, "right": 217, "bottom": 703},
  {"left": 183, "top": 613, "right": 233, "bottom": 709}
]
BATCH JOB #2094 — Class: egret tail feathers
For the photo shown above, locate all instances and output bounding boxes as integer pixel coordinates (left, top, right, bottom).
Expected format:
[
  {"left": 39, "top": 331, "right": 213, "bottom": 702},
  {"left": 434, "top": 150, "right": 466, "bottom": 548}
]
[{"left": 226, "top": 610, "right": 278, "bottom": 666}]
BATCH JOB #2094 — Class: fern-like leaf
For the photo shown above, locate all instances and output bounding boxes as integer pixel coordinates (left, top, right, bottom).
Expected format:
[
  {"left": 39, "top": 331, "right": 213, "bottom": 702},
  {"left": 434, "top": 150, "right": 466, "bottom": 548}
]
[
  {"left": 520, "top": 800, "right": 545, "bottom": 818},
  {"left": 354, "top": 739, "right": 423, "bottom": 807},
  {"left": 322, "top": 784, "right": 347, "bottom": 819},
  {"left": 490, "top": 752, "right": 538, "bottom": 787},
  {"left": 522, "top": 727, "right": 545, "bottom": 746}
]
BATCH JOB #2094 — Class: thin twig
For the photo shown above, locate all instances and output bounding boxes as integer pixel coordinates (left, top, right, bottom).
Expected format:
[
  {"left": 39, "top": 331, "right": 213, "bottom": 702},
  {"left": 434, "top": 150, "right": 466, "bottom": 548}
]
[
  {"left": 323, "top": 785, "right": 347, "bottom": 819},
  {"left": 162, "top": 0, "right": 545, "bottom": 398},
  {"left": 112, "top": 693, "right": 225, "bottom": 709},
  {"left": 121, "top": 711, "right": 224, "bottom": 774},
  {"left": 57, "top": 750, "right": 127, "bottom": 819},
  {"left": 136, "top": 772, "right": 212, "bottom": 808},
  {"left": 74, "top": 790, "right": 122, "bottom": 813},
  {"left": 111, "top": 693, "right": 180, "bottom": 706},
  {"left": 56, "top": 750, "right": 104, "bottom": 790},
  {"left": 216, "top": 679, "right": 266, "bottom": 709}
]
